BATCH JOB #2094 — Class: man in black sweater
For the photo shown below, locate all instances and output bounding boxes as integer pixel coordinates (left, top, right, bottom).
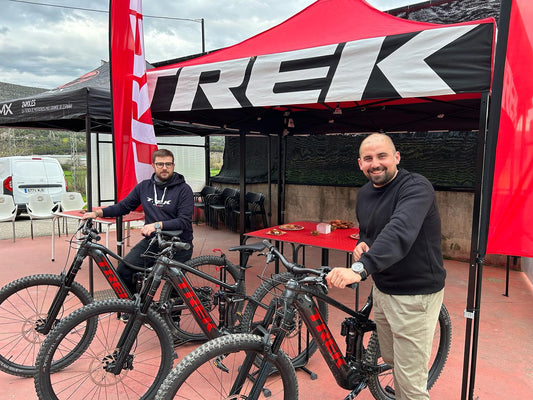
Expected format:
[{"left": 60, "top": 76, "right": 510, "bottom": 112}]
[
  {"left": 83, "top": 148, "right": 194, "bottom": 293},
  {"left": 326, "top": 133, "right": 445, "bottom": 399}
]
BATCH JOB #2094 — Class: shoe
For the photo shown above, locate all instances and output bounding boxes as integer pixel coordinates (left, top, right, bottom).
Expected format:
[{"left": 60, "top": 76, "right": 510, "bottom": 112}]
[{"left": 117, "top": 312, "right": 129, "bottom": 323}]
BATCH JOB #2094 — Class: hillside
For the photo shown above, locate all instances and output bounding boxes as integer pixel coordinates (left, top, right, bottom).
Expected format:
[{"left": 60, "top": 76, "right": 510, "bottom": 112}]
[{"left": 0, "top": 81, "right": 48, "bottom": 102}]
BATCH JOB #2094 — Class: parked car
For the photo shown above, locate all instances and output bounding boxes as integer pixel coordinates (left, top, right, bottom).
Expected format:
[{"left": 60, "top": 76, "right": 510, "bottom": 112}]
[{"left": 0, "top": 156, "right": 67, "bottom": 213}]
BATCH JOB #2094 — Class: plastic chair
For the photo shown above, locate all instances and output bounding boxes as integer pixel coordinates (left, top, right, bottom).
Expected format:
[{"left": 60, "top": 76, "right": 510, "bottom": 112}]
[
  {"left": 0, "top": 195, "right": 17, "bottom": 242},
  {"left": 27, "top": 193, "right": 60, "bottom": 240},
  {"left": 231, "top": 192, "right": 268, "bottom": 232},
  {"left": 60, "top": 192, "right": 86, "bottom": 234},
  {"left": 193, "top": 186, "right": 219, "bottom": 225},
  {"left": 205, "top": 188, "right": 239, "bottom": 229}
]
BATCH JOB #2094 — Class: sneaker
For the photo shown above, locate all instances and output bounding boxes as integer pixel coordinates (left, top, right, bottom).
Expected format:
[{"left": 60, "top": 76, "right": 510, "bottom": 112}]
[{"left": 117, "top": 312, "right": 129, "bottom": 323}]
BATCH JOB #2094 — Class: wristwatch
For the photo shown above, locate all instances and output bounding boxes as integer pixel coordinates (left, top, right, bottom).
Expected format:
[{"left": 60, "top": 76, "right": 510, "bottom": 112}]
[
  {"left": 154, "top": 222, "right": 161, "bottom": 230},
  {"left": 351, "top": 261, "right": 368, "bottom": 281}
]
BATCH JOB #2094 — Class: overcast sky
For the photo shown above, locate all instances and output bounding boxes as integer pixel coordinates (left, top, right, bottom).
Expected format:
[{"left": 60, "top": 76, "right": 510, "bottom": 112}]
[{"left": 0, "top": 0, "right": 419, "bottom": 89}]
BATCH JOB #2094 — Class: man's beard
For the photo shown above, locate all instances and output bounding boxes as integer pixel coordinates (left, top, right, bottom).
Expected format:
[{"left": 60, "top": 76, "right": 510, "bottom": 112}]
[{"left": 367, "top": 167, "right": 396, "bottom": 187}]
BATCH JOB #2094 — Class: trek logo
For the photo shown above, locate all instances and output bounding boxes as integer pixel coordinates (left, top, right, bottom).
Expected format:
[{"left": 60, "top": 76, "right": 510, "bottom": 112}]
[
  {"left": 310, "top": 307, "right": 346, "bottom": 369},
  {"left": 98, "top": 260, "right": 129, "bottom": 298},
  {"left": 178, "top": 278, "right": 216, "bottom": 333},
  {"left": 146, "top": 196, "right": 171, "bottom": 207},
  {"left": 0, "top": 103, "right": 13, "bottom": 116},
  {"left": 148, "top": 24, "right": 489, "bottom": 111}
]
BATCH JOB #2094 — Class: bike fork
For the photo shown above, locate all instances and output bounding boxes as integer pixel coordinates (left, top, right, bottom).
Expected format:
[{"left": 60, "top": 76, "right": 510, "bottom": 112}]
[{"left": 35, "top": 274, "right": 74, "bottom": 334}]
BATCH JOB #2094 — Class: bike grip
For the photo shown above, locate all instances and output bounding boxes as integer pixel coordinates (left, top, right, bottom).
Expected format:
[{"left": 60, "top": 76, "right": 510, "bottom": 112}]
[
  {"left": 90, "top": 231, "right": 101, "bottom": 241},
  {"left": 173, "top": 242, "right": 191, "bottom": 251},
  {"left": 262, "top": 239, "right": 274, "bottom": 249}
]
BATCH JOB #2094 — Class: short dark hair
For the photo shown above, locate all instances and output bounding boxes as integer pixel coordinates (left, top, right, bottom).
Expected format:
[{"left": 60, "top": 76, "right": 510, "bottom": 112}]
[{"left": 152, "top": 149, "right": 174, "bottom": 163}]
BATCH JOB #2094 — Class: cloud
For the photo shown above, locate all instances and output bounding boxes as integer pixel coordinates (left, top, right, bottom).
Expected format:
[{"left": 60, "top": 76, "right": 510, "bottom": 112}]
[{"left": 0, "top": 0, "right": 407, "bottom": 89}]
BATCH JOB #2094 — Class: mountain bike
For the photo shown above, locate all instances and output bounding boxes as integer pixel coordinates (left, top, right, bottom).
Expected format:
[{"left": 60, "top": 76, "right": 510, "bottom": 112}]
[
  {"left": 33, "top": 229, "right": 327, "bottom": 400},
  {"left": 0, "top": 218, "right": 286, "bottom": 378},
  {"left": 155, "top": 239, "right": 452, "bottom": 400}
]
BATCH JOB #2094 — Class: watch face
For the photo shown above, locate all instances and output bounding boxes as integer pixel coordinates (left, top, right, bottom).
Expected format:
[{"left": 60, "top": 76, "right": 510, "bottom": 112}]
[
  {"left": 351, "top": 262, "right": 364, "bottom": 273},
  {"left": 154, "top": 222, "right": 161, "bottom": 229}
]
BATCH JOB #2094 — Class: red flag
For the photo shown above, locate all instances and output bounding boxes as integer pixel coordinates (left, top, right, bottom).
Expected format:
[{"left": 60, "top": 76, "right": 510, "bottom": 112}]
[
  {"left": 110, "top": 0, "right": 158, "bottom": 202},
  {"left": 486, "top": 0, "right": 533, "bottom": 257}
]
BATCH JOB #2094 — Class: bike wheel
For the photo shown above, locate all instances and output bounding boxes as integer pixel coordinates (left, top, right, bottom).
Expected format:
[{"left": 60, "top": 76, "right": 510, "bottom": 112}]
[
  {"left": 35, "top": 299, "right": 174, "bottom": 400},
  {"left": 155, "top": 333, "right": 298, "bottom": 400},
  {"left": 0, "top": 273, "right": 95, "bottom": 377},
  {"left": 159, "top": 255, "right": 240, "bottom": 342},
  {"left": 240, "top": 271, "right": 329, "bottom": 367},
  {"left": 366, "top": 303, "right": 452, "bottom": 399}
]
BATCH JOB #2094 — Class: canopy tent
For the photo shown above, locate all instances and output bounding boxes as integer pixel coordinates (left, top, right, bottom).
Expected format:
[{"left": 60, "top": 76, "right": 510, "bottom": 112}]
[
  {"left": 0, "top": 62, "right": 111, "bottom": 132},
  {"left": 147, "top": 0, "right": 494, "bottom": 135},
  {"left": 0, "top": 62, "right": 212, "bottom": 210},
  {"left": 146, "top": 2, "right": 498, "bottom": 400}
]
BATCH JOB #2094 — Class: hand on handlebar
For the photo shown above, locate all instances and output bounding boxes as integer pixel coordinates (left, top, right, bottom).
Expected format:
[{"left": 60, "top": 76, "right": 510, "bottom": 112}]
[
  {"left": 326, "top": 267, "right": 361, "bottom": 289},
  {"left": 82, "top": 212, "right": 97, "bottom": 220},
  {"left": 141, "top": 223, "right": 158, "bottom": 237}
]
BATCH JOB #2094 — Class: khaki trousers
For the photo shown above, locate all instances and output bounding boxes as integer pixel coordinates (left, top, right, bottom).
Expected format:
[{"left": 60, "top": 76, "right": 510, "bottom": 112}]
[{"left": 373, "top": 286, "right": 444, "bottom": 400}]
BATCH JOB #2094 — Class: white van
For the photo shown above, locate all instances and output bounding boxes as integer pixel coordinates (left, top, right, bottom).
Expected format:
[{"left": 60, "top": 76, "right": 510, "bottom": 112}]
[{"left": 0, "top": 156, "right": 67, "bottom": 212}]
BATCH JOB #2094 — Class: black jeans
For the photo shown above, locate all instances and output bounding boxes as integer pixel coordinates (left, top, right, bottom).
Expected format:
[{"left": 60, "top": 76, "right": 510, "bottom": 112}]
[{"left": 116, "top": 236, "right": 194, "bottom": 294}]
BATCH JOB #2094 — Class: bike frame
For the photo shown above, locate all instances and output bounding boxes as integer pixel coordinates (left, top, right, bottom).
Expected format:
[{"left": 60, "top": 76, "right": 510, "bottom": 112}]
[
  {"left": 107, "top": 254, "right": 248, "bottom": 374},
  {"left": 247, "top": 278, "right": 387, "bottom": 398},
  {"left": 36, "top": 235, "right": 133, "bottom": 335}
]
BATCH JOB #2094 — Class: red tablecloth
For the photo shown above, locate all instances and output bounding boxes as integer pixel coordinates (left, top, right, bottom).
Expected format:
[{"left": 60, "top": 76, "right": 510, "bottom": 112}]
[{"left": 245, "top": 221, "right": 359, "bottom": 253}]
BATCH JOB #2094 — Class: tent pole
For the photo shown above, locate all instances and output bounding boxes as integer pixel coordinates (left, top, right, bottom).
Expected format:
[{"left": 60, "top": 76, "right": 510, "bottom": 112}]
[
  {"left": 276, "top": 133, "right": 285, "bottom": 225},
  {"left": 267, "top": 134, "right": 272, "bottom": 227},
  {"left": 85, "top": 114, "right": 94, "bottom": 296},
  {"left": 205, "top": 136, "right": 211, "bottom": 185},
  {"left": 460, "top": 92, "right": 489, "bottom": 400},
  {"left": 238, "top": 131, "right": 247, "bottom": 244},
  {"left": 461, "top": 1, "right": 512, "bottom": 398}
]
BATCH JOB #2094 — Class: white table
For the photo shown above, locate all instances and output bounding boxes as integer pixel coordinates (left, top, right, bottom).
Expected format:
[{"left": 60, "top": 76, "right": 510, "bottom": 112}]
[{"left": 51, "top": 210, "right": 144, "bottom": 261}]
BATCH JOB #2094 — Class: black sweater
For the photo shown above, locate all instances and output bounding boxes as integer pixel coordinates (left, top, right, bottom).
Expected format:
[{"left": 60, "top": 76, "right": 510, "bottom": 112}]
[
  {"left": 102, "top": 172, "right": 194, "bottom": 244},
  {"left": 357, "top": 169, "right": 446, "bottom": 295}
]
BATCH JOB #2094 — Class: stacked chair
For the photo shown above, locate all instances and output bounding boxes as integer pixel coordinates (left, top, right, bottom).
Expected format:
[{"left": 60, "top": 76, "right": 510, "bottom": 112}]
[
  {"left": 26, "top": 193, "right": 60, "bottom": 239},
  {"left": 205, "top": 188, "right": 240, "bottom": 229},
  {"left": 229, "top": 192, "right": 268, "bottom": 232},
  {"left": 193, "top": 186, "right": 219, "bottom": 225},
  {"left": 0, "top": 194, "right": 17, "bottom": 242}
]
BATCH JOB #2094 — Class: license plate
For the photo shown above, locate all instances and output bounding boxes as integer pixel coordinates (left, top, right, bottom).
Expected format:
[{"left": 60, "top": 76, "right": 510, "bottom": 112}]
[{"left": 26, "top": 188, "right": 45, "bottom": 193}]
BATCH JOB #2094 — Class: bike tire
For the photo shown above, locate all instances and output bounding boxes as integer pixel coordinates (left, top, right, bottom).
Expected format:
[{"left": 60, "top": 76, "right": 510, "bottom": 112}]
[
  {"left": 34, "top": 299, "right": 174, "bottom": 400},
  {"left": 0, "top": 273, "right": 95, "bottom": 377},
  {"left": 159, "top": 255, "right": 240, "bottom": 342},
  {"left": 365, "top": 303, "right": 452, "bottom": 399},
  {"left": 240, "top": 271, "right": 329, "bottom": 367},
  {"left": 155, "top": 333, "right": 298, "bottom": 400}
]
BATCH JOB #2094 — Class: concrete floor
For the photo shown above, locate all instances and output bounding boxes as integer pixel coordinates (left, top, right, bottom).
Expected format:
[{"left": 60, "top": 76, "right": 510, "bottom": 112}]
[{"left": 0, "top": 220, "right": 532, "bottom": 399}]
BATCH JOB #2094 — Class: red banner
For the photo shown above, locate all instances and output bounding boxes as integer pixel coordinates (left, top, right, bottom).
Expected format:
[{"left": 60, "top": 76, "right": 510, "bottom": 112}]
[
  {"left": 110, "top": 0, "right": 157, "bottom": 202},
  {"left": 487, "top": 0, "right": 533, "bottom": 257}
]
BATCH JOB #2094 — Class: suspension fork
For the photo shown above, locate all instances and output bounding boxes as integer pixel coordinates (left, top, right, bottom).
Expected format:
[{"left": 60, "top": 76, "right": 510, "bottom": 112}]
[
  {"left": 106, "top": 260, "right": 166, "bottom": 375},
  {"left": 35, "top": 243, "right": 90, "bottom": 334},
  {"left": 228, "top": 293, "right": 289, "bottom": 399}
]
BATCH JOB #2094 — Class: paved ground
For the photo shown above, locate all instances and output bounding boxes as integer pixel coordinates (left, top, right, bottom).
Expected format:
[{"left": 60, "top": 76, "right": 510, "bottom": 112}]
[{"left": 0, "top": 221, "right": 532, "bottom": 399}]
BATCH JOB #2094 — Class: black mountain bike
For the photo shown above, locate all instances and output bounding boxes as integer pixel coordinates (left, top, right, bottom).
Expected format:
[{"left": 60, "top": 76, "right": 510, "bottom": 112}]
[
  {"left": 0, "top": 218, "right": 310, "bottom": 378},
  {"left": 155, "top": 240, "right": 452, "bottom": 400},
  {"left": 33, "top": 229, "right": 326, "bottom": 400}
]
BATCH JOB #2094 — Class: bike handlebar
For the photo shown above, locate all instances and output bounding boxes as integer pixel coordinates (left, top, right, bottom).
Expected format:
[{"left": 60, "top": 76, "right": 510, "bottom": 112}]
[
  {"left": 261, "top": 239, "right": 329, "bottom": 278},
  {"left": 78, "top": 219, "right": 101, "bottom": 241},
  {"left": 156, "top": 229, "right": 191, "bottom": 252}
]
